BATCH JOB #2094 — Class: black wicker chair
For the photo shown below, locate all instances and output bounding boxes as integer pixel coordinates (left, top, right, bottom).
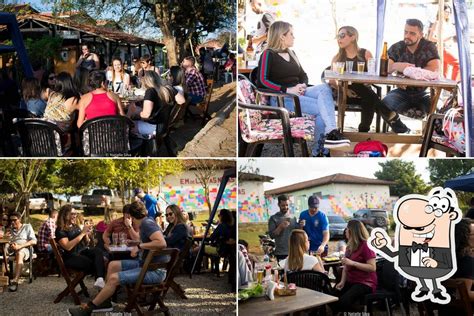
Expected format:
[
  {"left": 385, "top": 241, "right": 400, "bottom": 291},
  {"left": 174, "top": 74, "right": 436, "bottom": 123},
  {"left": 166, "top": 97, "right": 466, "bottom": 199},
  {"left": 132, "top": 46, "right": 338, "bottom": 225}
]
[
  {"left": 285, "top": 270, "right": 333, "bottom": 294},
  {"left": 79, "top": 115, "right": 133, "bottom": 157},
  {"left": 13, "top": 118, "right": 66, "bottom": 157}
]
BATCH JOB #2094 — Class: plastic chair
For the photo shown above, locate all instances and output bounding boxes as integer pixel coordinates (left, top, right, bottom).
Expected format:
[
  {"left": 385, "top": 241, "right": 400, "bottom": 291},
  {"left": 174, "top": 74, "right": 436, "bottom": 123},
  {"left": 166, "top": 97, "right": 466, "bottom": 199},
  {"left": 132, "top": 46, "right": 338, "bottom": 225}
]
[
  {"left": 285, "top": 270, "right": 333, "bottom": 294},
  {"left": 13, "top": 118, "right": 66, "bottom": 157},
  {"left": 79, "top": 115, "right": 133, "bottom": 157},
  {"left": 238, "top": 75, "right": 314, "bottom": 157}
]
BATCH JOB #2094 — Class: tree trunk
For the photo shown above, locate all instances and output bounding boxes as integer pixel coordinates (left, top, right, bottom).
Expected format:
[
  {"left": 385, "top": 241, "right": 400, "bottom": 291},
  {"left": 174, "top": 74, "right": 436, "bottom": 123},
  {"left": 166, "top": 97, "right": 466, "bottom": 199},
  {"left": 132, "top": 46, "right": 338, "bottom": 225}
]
[
  {"left": 204, "top": 186, "right": 212, "bottom": 216},
  {"left": 153, "top": 4, "right": 178, "bottom": 66}
]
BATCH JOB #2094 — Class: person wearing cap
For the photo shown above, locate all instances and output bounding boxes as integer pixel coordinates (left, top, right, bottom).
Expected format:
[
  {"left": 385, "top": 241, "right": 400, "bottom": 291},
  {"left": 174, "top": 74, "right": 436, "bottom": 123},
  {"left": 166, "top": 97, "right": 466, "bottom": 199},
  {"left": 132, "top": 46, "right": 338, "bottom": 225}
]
[
  {"left": 134, "top": 188, "right": 159, "bottom": 220},
  {"left": 268, "top": 194, "right": 300, "bottom": 261},
  {"left": 298, "top": 196, "right": 329, "bottom": 256}
]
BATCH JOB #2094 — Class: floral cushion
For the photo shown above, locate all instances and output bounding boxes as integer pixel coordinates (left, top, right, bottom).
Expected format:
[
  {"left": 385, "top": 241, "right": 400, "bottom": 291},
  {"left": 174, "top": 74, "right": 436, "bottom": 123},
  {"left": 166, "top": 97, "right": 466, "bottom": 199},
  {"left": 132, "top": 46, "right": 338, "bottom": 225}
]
[
  {"left": 239, "top": 110, "right": 314, "bottom": 143},
  {"left": 431, "top": 135, "right": 464, "bottom": 153}
]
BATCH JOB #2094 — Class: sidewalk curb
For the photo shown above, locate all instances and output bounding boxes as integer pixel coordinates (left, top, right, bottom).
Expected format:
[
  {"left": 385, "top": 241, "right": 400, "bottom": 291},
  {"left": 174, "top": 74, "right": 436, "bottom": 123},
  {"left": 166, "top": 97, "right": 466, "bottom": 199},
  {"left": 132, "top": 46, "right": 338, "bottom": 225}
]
[{"left": 178, "top": 99, "right": 236, "bottom": 157}]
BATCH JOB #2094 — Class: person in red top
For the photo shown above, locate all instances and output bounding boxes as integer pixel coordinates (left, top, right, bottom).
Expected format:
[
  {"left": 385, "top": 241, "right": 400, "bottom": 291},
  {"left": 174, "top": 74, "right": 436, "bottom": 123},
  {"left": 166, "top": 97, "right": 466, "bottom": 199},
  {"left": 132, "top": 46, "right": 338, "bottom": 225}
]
[
  {"left": 103, "top": 204, "right": 139, "bottom": 251},
  {"left": 77, "top": 70, "right": 124, "bottom": 128},
  {"left": 332, "top": 219, "right": 377, "bottom": 313}
]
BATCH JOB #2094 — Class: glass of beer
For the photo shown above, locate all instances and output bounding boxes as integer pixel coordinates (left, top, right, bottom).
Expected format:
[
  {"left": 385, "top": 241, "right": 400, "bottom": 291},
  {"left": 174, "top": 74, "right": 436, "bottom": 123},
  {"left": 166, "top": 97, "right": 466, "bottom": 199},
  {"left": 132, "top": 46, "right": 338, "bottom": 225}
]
[
  {"left": 357, "top": 62, "right": 365, "bottom": 74},
  {"left": 257, "top": 269, "right": 264, "bottom": 284},
  {"left": 336, "top": 62, "right": 345, "bottom": 74}
]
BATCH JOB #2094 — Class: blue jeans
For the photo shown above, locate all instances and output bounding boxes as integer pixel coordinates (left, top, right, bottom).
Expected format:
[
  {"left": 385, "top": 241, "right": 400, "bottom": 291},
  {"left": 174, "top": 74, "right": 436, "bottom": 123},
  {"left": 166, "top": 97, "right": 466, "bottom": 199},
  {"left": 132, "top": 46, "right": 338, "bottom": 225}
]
[
  {"left": 382, "top": 88, "right": 431, "bottom": 114},
  {"left": 271, "top": 84, "right": 335, "bottom": 155},
  {"left": 189, "top": 93, "right": 204, "bottom": 104},
  {"left": 118, "top": 259, "right": 166, "bottom": 285}
]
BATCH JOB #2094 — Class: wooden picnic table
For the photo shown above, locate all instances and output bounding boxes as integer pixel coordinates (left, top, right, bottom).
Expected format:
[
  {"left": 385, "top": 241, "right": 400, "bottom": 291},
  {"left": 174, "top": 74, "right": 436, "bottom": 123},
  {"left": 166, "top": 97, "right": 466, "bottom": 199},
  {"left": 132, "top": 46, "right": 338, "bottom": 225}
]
[
  {"left": 238, "top": 287, "right": 338, "bottom": 315},
  {"left": 324, "top": 71, "right": 458, "bottom": 145}
]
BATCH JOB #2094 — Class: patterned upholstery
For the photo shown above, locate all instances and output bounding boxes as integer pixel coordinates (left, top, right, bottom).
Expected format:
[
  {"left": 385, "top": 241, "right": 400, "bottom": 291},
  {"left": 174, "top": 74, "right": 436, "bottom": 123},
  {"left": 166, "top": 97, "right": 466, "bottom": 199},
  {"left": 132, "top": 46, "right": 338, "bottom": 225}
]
[
  {"left": 431, "top": 135, "right": 463, "bottom": 153},
  {"left": 237, "top": 77, "right": 314, "bottom": 143}
]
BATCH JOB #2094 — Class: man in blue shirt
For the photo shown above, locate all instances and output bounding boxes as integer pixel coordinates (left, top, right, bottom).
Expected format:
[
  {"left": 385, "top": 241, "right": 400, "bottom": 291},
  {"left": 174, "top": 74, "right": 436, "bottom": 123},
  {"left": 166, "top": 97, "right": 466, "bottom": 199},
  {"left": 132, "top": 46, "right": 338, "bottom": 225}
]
[
  {"left": 299, "top": 196, "right": 329, "bottom": 256},
  {"left": 134, "top": 188, "right": 159, "bottom": 219}
]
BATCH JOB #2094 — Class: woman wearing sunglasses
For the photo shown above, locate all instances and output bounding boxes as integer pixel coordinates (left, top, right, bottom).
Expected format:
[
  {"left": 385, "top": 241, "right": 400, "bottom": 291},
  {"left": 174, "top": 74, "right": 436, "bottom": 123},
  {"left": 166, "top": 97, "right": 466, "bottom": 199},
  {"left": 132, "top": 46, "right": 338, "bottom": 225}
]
[
  {"left": 330, "top": 26, "right": 408, "bottom": 133},
  {"left": 163, "top": 205, "right": 191, "bottom": 251}
]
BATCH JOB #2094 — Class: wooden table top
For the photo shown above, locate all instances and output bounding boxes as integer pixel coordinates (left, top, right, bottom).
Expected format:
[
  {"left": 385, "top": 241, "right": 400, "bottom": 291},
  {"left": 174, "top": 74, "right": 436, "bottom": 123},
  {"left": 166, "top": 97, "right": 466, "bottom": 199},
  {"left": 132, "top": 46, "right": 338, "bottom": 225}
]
[
  {"left": 324, "top": 71, "right": 457, "bottom": 89},
  {"left": 238, "top": 287, "right": 338, "bottom": 315}
]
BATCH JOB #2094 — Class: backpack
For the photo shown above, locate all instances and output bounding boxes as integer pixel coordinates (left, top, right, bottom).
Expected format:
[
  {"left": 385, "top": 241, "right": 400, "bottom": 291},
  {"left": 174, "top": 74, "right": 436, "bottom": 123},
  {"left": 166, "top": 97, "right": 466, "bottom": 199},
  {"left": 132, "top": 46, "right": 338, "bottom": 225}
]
[{"left": 354, "top": 140, "right": 388, "bottom": 157}]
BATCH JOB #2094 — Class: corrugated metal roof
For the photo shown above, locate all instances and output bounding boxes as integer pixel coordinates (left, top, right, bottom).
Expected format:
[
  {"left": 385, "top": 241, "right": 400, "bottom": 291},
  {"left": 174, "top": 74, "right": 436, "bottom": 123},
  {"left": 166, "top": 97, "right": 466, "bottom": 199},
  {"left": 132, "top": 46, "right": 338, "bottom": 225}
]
[{"left": 265, "top": 173, "right": 395, "bottom": 195}]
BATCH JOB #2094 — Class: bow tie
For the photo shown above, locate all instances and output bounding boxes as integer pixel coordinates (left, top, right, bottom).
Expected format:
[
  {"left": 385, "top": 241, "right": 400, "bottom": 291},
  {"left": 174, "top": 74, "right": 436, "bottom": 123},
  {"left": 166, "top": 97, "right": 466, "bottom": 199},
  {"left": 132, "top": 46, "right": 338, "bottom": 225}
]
[{"left": 411, "top": 241, "right": 429, "bottom": 253}]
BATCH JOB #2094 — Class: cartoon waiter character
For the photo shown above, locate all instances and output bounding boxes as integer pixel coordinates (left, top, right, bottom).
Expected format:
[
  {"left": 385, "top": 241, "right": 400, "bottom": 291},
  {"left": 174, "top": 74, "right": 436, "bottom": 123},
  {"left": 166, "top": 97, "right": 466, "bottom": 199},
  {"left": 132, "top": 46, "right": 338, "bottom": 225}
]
[{"left": 369, "top": 187, "right": 461, "bottom": 304}]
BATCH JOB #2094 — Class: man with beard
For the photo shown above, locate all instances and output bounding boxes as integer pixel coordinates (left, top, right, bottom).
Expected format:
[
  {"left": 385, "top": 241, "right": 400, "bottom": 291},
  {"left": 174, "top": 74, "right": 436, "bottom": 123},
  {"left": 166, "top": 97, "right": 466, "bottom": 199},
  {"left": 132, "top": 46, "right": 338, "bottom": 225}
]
[
  {"left": 268, "top": 195, "right": 301, "bottom": 261},
  {"left": 382, "top": 19, "right": 440, "bottom": 127}
]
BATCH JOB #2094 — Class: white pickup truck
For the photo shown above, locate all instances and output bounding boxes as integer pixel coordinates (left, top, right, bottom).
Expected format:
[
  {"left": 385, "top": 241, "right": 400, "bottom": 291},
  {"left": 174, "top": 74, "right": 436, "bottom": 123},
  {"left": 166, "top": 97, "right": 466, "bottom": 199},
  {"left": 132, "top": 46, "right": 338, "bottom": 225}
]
[
  {"left": 81, "top": 189, "right": 124, "bottom": 213},
  {"left": 29, "top": 193, "right": 60, "bottom": 213}
]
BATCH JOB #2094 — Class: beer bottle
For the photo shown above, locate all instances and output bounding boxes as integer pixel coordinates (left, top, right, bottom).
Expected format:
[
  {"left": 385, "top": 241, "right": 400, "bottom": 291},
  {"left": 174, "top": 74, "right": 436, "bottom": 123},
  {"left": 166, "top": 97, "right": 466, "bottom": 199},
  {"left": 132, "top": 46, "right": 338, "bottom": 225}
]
[
  {"left": 379, "top": 42, "right": 389, "bottom": 77},
  {"left": 246, "top": 37, "right": 255, "bottom": 61}
]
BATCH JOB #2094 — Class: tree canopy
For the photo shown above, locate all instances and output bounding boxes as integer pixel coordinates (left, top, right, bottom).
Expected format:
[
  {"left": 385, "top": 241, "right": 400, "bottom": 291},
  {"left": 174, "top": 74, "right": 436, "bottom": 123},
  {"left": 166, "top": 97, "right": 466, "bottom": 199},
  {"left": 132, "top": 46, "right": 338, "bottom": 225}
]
[
  {"left": 50, "top": 0, "right": 235, "bottom": 65},
  {"left": 374, "top": 160, "right": 429, "bottom": 197}
]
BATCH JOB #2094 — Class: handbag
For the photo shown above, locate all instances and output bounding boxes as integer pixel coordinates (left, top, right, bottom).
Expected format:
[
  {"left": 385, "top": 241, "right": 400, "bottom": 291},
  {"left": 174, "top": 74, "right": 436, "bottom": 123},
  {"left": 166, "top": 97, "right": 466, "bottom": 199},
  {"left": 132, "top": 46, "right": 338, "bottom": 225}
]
[{"left": 442, "top": 107, "right": 465, "bottom": 153}]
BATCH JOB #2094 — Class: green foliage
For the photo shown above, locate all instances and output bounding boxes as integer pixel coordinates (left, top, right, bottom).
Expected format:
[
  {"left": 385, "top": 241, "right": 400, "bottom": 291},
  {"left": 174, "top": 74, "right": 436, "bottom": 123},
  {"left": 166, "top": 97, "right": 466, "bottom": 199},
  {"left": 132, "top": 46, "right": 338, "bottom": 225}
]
[
  {"left": 428, "top": 159, "right": 474, "bottom": 213},
  {"left": 24, "top": 35, "right": 63, "bottom": 68},
  {"left": 374, "top": 160, "right": 429, "bottom": 197}
]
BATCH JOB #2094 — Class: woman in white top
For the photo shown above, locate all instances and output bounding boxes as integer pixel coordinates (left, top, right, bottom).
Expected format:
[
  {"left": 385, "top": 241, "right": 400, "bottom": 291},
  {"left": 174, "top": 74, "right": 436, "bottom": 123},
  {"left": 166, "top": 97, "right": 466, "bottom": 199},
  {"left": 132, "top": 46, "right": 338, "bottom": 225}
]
[
  {"left": 280, "top": 229, "right": 325, "bottom": 272},
  {"left": 106, "top": 58, "right": 130, "bottom": 94}
]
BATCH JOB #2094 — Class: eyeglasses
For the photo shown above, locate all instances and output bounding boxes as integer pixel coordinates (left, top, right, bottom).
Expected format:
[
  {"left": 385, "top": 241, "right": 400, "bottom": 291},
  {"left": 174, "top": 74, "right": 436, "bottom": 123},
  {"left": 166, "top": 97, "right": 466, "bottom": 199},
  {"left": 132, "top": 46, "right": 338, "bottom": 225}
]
[
  {"left": 48, "top": 76, "right": 56, "bottom": 80},
  {"left": 166, "top": 213, "right": 173, "bottom": 217},
  {"left": 337, "top": 33, "right": 348, "bottom": 40}
]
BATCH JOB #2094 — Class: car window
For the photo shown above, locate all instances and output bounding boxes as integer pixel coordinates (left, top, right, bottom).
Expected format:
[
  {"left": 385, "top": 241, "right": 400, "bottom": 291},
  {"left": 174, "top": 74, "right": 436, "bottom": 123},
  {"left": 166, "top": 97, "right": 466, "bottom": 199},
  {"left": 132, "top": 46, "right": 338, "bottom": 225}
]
[
  {"left": 370, "top": 210, "right": 387, "bottom": 217},
  {"left": 328, "top": 216, "right": 346, "bottom": 223},
  {"left": 92, "top": 189, "right": 112, "bottom": 195}
]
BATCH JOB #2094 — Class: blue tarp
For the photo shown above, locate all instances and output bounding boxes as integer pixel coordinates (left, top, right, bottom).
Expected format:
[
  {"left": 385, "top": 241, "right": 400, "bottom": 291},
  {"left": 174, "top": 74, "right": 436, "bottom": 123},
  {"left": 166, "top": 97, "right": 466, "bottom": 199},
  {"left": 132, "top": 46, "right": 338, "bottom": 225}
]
[{"left": 445, "top": 172, "right": 474, "bottom": 192}]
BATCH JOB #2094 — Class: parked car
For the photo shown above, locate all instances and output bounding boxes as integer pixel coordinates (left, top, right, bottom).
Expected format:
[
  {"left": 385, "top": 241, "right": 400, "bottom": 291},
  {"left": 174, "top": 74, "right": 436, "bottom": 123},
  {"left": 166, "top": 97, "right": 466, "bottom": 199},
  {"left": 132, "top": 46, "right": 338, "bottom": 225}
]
[
  {"left": 327, "top": 215, "right": 347, "bottom": 240},
  {"left": 29, "top": 192, "right": 60, "bottom": 213},
  {"left": 353, "top": 208, "right": 389, "bottom": 230},
  {"left": 81, "top": 188, "right": 123, "bottom": 213}
]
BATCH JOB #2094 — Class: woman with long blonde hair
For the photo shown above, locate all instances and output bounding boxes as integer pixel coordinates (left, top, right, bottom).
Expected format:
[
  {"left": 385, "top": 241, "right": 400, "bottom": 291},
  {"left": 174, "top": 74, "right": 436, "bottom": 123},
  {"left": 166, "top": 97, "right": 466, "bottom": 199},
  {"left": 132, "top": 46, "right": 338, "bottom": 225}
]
[
  {"left": 106, "top": 58, "right": 130, "bottom": 93},
  {"left": 280, "top": 229, "right": 324, "bottom": 272},
  {"left": 257, "top": 21, "right": 349, "bottom": 157},
  {"left": 330, "top": 26, "right": 407, "bottom": 133},
  {"left": 333, "top": 220, "right": 377, "bottom": 313},
  {"left": 129, "top": 70, "right": 176, "bottom": 136}
]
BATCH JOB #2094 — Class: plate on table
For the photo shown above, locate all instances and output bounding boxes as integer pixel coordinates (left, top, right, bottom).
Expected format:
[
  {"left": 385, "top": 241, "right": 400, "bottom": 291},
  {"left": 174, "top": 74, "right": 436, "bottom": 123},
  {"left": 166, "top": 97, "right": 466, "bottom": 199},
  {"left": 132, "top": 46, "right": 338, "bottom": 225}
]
[{"left": 322, "top": 256, "right": 340, "bottom": 262}]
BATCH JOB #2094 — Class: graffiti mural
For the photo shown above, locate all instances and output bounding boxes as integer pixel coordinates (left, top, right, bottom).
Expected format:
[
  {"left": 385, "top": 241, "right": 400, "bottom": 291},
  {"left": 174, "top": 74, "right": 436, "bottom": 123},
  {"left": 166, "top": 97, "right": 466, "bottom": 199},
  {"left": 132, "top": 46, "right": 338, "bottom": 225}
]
[{"left": 238, "top": 189, "right": 268, "bottom": 223}]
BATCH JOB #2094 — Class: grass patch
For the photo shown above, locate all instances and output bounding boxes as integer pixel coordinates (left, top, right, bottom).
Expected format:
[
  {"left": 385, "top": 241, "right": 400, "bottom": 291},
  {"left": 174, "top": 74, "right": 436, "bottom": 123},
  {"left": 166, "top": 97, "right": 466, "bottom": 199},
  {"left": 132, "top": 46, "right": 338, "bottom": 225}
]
[{"left": 239, "top": 223, "right": 268, "bottom": 254}]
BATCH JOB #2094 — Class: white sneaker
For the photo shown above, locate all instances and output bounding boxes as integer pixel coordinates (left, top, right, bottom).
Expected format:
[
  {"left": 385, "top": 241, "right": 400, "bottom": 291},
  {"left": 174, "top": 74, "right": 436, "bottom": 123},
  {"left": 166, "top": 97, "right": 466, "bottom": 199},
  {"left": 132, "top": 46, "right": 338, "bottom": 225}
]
[{"left": 94, "top": 277, "right": 105, "bottom": 289}]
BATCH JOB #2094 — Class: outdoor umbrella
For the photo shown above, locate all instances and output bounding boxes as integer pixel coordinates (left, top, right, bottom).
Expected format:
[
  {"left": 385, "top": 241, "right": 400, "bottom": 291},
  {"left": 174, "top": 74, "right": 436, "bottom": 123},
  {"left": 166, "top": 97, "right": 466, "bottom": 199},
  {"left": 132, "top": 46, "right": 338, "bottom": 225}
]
[{"left": 444, "top": 172, "right": 474, "bottom": 192}]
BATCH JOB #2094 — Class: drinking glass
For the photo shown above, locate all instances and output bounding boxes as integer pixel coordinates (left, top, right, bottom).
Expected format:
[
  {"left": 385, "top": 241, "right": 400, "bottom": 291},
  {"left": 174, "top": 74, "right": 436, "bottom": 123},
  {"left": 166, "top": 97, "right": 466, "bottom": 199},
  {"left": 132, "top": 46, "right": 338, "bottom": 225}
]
[
  {"left": 357, "top": 62, "right": 365, "bottom": 74},
  {"left": 367, "top": 58, "right": 376, "bottom": 75},
  {"left": 112, "top": 232, "right": 119, "bottom": 246},
  {"left": 336, "top": 62, "right": 345, "bottom": 74},
  {"left": 257, "top": 269, "right": 264, "bottom": 284},
  {"left": 119, "top": 232, "right": 126, "bottom": 246},
  {"left": 345, "top": 61, "right": 354, "bottom": 74}
]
